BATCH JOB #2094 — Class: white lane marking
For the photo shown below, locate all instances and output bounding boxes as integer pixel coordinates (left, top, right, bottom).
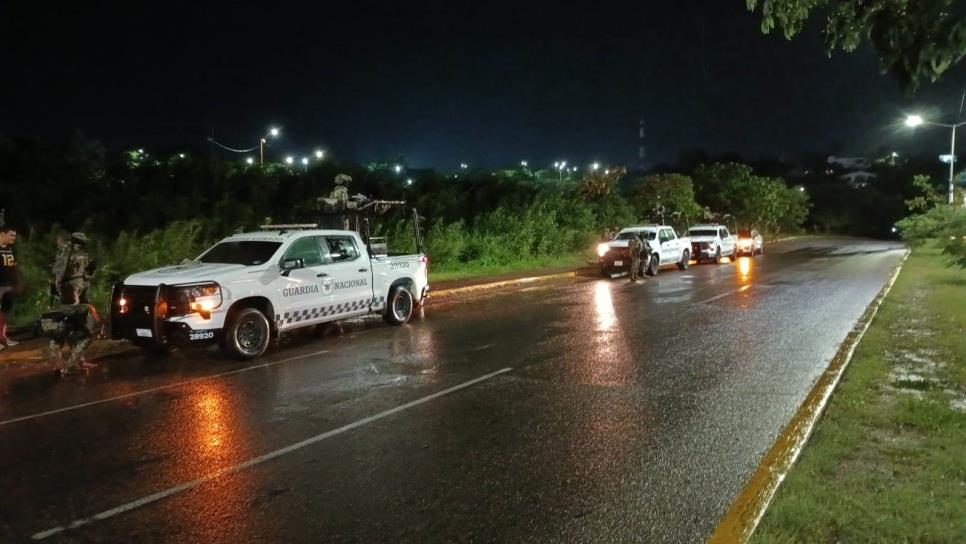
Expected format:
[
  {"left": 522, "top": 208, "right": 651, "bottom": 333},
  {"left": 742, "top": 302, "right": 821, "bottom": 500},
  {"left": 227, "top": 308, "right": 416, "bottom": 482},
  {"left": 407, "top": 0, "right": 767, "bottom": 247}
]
[
  {"left": 0, "top": 349, "right": 330, "bottom": 427},
  {"left": 31, "top": 366, "right": 514, "bottom": 540},
  {"left": 693, "top": 285, "right": 751, "bottom": 305}
]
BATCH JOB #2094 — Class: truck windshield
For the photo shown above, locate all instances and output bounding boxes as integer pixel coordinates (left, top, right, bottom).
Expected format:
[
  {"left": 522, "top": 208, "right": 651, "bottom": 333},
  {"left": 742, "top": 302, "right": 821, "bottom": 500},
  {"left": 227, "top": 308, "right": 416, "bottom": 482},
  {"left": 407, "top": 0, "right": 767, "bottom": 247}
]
[
  {"left": 617, "top": 231, "right": 657, "bottom": 240},
  {"left": 688, "top": 229, "right": 718, "bottom": 237},
  {"left": 198, "top": 241, "right": 282, "bottom": 266}
]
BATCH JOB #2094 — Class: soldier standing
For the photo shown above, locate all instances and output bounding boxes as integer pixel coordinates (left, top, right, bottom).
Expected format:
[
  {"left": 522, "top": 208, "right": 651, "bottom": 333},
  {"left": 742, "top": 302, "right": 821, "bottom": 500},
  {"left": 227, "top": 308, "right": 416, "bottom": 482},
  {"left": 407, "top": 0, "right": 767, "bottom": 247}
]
[
  {"left": 628, "top": 235, "right": 641, "bottom": 282},
  {"left": 0, "top": 225, "right": 22, "bottom": 350},
  {"left": 50, "top": 231, "right": 70, "bottom": 305},
  {"left": 53, "top": 232, "right": 94, "bottom": 304}
]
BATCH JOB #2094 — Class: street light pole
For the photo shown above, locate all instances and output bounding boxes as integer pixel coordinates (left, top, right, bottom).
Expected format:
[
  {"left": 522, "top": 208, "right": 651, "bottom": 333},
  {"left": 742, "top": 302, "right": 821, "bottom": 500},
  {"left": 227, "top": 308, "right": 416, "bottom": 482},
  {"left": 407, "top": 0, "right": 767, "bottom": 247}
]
[
  {"left": 948, "top": 124, "right": 957, "bottom": 205},
  {"left": 905, "top": 115, "right": 964, "bottom": 206}
]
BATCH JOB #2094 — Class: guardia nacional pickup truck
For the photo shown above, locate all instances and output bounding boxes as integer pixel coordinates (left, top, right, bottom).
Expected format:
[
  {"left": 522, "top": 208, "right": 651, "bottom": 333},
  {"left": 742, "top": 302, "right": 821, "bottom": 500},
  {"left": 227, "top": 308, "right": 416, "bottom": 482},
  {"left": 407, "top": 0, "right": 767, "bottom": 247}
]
[{"left": 110, "top": 226, "right": 429, "bottom": 359}]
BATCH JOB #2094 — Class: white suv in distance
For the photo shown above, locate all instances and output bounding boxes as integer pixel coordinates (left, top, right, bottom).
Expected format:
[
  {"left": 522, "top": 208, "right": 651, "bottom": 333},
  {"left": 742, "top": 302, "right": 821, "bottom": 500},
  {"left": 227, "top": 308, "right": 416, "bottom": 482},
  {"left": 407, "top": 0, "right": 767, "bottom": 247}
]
[
  {"left": 687, "top": 224, "right": 737, "bottom": 264},
  {"left": 736, "top": 229, "right": 764, "bottom": 256},
  {"left": 597, "top": 225, "right": 691, "bottom": 276}
]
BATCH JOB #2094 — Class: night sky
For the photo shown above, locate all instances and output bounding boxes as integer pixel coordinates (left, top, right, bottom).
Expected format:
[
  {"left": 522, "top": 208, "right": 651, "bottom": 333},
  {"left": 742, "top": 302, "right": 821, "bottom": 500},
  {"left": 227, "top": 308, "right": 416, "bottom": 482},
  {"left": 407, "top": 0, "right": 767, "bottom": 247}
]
[{"left": 3, "top": 1, "right": 965, "bottom": 168}]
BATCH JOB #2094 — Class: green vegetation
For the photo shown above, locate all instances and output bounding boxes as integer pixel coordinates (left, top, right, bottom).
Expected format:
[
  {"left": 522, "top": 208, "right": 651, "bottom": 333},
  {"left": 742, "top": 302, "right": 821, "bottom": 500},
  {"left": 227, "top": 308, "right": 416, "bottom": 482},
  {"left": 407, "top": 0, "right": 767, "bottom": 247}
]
[
  {"left": 748, "top": 0, "right": 966, "bottom": 90},
  {"left": 754, "top": 244, "right": 966, "bottom": 543},
  {"left": 1, "top": 135, "right": 819, "bottom": 329}
]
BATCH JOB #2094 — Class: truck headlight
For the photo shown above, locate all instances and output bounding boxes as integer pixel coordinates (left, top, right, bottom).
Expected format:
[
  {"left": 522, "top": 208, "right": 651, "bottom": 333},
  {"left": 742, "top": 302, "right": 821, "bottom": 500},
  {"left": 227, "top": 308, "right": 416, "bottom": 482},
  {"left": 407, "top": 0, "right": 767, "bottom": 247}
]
[
  {"left": 597, "top": 243, "right": 610, "bottom": 257},
  {"left": 171, "top": 282, "right": 222, "bottom": 319}
]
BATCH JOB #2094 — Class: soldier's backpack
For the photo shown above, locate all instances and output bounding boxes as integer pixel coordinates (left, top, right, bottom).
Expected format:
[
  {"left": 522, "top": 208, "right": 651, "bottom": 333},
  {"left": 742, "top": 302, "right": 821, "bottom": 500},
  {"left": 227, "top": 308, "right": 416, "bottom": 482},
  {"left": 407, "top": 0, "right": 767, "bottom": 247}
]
[{"left": 39, "top": 304, "right": 100, "bottom": 339}]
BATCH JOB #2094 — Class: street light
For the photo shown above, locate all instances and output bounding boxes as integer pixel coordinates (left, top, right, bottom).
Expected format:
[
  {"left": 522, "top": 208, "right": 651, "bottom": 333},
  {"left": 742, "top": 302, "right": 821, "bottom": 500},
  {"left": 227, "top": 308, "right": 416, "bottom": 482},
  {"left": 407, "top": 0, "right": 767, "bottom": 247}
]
[
  {"left": 285, "top": 156, "right": 294, "bottom": 165},
  {"left": 905, "top": 113, "right": 965, "bottom": 205},
  {"left": 592, "top": 162, "right": 600, "bottom": 171},
  {"left": 261, "top": 127, "right": 281, "bottom": 165},
  {"left": 301, "top": 157, "right": 309, "bottom": 172},
  {"left": 393, "top": 164, "right": 403, "bottom": 174},
  {"left": 406, "top": 178, "right": 413, "bottom": 186},
  {"left": 245, "top": 157, "right": 255, "bottom": 165},
  {"left": 314, "top": 149, "right": 325, "bottom": 160},
  {"left": 904, "top": 115, "right": 924, "bottom": 127},
  {"left": 521, "top": 160, "right": 528, "bottom": 167},
  {"left": 555, "top": 160, "right": 567, "bottom": 182}
]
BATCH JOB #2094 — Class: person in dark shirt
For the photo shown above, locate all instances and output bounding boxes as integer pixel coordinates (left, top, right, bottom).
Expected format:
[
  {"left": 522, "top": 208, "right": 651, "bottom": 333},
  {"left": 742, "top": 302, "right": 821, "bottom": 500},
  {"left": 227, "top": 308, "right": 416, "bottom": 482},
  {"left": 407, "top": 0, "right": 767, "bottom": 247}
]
[{"left": 0, "top": 226, "right": 23, "bottom": 349}]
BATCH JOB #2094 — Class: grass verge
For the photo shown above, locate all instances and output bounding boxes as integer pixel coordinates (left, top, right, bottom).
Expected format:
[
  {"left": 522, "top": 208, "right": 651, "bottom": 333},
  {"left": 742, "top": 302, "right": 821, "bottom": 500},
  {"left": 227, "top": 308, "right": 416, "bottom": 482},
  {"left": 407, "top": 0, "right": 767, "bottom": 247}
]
[
  {"left": 753, "top": 244, "right": 966, "bottom": 543},
  {"left": 429, "top": 252, "right": 588, "bottom": 282}
]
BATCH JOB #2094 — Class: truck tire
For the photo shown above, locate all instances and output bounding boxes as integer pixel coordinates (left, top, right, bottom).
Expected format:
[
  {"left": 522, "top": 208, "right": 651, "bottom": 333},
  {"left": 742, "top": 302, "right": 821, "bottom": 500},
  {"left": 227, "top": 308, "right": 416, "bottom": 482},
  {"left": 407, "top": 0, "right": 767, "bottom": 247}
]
[
  {"left": 384, "top": 286, "right": 414, "bottom": 325},
  {"left": 677, "top": 250, "right": 690, "bottom": 270},
  {"left": 646, "top": 254, "right": 659, "bottom": 276},
  {"left": 223, "top": 307, "right": 271, "bottom": 360},
  {"left": 715, "top": 248, "right": 722, "bottom": 264}
]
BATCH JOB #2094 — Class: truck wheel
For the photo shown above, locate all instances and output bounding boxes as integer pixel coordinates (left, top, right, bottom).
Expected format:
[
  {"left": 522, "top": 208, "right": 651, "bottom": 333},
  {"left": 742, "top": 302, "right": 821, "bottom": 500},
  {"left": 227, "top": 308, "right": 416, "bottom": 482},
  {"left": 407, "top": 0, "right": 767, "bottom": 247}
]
[
  {"left": 384, "top": 286, "right": 414, "bottom": 325},
  {"left": 223, "top": 307, "right": 271, "bottom": 360},
  {"left": 715, "top": 248, "right": 722, "bottom": 264},
  {"left": 678, "top": 250, "right": 690, "bottom": 270}
]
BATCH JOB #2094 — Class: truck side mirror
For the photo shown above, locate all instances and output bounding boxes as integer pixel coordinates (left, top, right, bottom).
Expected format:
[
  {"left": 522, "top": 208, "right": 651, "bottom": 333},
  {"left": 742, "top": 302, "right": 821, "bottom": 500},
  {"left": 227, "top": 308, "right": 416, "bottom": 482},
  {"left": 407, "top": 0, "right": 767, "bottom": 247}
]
[{"left": 280, "top": 258, "right": 304, "bottom": 277}]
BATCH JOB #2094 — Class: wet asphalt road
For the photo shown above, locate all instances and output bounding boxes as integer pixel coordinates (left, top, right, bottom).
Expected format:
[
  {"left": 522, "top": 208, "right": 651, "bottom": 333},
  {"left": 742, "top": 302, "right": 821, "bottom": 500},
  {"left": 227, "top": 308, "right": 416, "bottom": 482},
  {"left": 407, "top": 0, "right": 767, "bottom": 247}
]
[{"left": 0, "top": 238, "right": 906, "bottom": 543}]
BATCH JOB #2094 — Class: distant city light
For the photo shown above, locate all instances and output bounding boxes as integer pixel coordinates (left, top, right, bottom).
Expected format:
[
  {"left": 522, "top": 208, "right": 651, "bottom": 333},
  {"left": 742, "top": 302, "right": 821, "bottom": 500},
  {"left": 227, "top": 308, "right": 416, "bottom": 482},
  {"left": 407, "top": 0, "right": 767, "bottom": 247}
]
[
  {"left": 459, "top": 163, "right": 468, "bottom": 169},
  {"left": 891, "top": 226, "right": 898, "bottom": 233},
  {"left": 137, "top": 148, "right": 144, "bottom": 154},
  {"left": 178, "top": 153, "right": 186, "bottom": 159},
  {"left": 245, "top": 157, "right": 255, "bottom": 165},
  {"left": 301, "top": 157, "right": 309, "bottom": 165},
  {"left": 393, "top": 164, "right": 403, "bottom": 173},
  {"left": 891, "top": 151, "right": 898, "bottom": 158},
  {"left": 904, "top": 115, "right": 924, "bottom": 127},
  {"left": 604, "top": 169, "right": 610, "bottom": 175},
  {"left": 591, "top": 162, "right": 600, "bottom": 171},
  {"left": 799, "top": 186, "right": 806, "bottom": 192},
  {"left": 314, "top": 149, "right": 325, "bottom": 160},
  {"left": 406, "top": 178, "right": 413, "bottom": 186},
  {"left": 285, "top": 156, "right": 294, "bottom": 165},
  {"left": 521, "top": 160, "right": 528, "bottom": 167}
]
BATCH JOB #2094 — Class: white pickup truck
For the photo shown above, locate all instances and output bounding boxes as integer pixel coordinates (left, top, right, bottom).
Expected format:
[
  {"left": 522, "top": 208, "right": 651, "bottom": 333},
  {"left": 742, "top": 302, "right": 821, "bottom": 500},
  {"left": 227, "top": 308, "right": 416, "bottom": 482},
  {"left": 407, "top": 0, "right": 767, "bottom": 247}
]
[
  {"left": 687, "top": 224, "right": 738, "bottom": 264},
  {"left": 597, "top": 225, "right": 692, "bottom": 276},
  {"left": 110, "top": 227, "right": 429, "bottom": 359}
]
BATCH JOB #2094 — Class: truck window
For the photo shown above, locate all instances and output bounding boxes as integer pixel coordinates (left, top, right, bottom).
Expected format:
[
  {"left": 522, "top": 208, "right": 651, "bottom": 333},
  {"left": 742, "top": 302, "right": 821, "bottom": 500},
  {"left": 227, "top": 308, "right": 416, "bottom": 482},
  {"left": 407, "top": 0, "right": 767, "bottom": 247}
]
[
  {"left": 325, "top": 236, "right": 360, "bottom": 263},
  {"left": 283, "top": 237, "right": 324, "bottom": 267},
  {"left": 199, "top": 241, "right": 282, "bottom": 266},
  {"left": 721, "top": 228, "right": 730, "bottom": 238}
]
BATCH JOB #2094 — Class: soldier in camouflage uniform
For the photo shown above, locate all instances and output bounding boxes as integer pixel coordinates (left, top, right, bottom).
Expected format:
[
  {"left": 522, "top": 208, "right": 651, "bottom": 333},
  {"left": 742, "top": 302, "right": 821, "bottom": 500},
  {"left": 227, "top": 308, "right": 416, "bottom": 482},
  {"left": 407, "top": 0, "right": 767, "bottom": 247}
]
[
  {"left": 628, "top": 235, "right": 642, "bottom": 282},
  {"left": 52, "top": 232, "right": 94, "bottom": 304},
  {"left": 42, "top": 303, "right": 100, "bottom": 375}
]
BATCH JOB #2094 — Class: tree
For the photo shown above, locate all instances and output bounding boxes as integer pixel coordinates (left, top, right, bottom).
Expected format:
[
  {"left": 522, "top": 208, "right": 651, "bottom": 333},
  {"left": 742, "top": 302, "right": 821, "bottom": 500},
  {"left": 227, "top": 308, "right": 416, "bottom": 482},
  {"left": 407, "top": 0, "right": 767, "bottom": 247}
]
[
  {"left": 747, "top": 0, "right": 966, "bottom": 90},
  {"left": 630, "top": 173, "right": 703, "bottom": 227},
  {"left": 904, "top": 174, "right": 946, "bottom": 212},
  {"left": 578, "top": 167, "right": 626, "bottom": 200}
]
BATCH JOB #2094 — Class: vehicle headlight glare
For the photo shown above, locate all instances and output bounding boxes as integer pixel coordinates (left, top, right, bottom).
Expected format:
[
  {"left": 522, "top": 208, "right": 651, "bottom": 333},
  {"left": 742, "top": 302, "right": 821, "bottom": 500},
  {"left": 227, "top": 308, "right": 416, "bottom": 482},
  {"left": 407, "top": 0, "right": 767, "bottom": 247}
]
[{"left": 597, "top": 243, "right": 609, "bottom": 257}]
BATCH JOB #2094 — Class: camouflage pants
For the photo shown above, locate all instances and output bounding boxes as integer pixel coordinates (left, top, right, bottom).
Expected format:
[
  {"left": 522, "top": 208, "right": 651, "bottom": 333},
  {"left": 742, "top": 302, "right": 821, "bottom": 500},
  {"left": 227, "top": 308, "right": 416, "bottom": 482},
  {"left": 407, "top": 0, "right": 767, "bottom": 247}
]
[
  {"left": 47, "top": 336, "right": 92, "bottom": 371},
  {"left": 60, "top": 279, "right": 90, "bottom": 305},
  {"left": 630, "top": 256, "right": 641, "bottom": 281}
]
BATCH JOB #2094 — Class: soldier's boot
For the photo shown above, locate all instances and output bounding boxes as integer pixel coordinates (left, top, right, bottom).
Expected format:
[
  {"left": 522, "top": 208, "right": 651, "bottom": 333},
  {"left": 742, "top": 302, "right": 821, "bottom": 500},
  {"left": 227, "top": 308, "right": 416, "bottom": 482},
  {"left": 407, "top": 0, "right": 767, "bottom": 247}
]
[{"left": 65, "top": 337, "right": 93, "bottom": 372}]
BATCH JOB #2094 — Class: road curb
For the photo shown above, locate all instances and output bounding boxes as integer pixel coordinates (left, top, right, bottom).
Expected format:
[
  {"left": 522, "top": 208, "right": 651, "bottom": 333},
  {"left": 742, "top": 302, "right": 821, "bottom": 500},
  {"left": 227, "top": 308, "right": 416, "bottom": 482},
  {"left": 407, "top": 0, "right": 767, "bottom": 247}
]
[
  {"left": 707, "top": 248, "right": 910, "bottom": 544},
  {"left": 430, "top": 271, "right": 579, "bottom": 298}
]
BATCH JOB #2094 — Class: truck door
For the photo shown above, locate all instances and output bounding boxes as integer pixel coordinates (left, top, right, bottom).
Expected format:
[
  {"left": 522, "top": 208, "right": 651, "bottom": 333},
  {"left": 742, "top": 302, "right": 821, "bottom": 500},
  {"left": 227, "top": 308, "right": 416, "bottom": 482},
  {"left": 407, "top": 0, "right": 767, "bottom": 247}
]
[
  {"left": 662, "top": 228, "right": 682, "bottom": 263},
  {"left": 321, "top": 235, "right": 373, "bottom": 318},
  {"left": 275, "top": 235, "right": 329, "bottom": 330}
]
